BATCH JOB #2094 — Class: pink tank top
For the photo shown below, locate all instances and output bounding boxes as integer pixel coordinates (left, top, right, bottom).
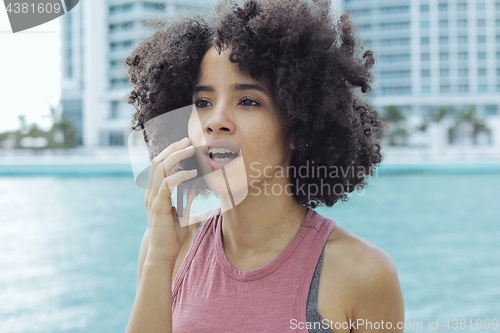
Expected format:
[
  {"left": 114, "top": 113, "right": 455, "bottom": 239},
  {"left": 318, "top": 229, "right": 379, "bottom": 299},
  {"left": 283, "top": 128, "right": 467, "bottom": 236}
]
[{"left": 172, "top": 207, "right": 337, "bottom": 332}]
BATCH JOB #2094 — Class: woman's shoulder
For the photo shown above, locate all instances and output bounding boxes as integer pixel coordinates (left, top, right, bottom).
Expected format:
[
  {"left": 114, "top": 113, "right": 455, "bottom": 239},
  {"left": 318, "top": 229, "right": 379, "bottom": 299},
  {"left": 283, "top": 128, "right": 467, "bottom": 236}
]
[
  {"left": 325, "top": 225, "right": 397, "bottom": 275},
  {"left": 317, "top": 225, "right": 403, "bottom": 326}
]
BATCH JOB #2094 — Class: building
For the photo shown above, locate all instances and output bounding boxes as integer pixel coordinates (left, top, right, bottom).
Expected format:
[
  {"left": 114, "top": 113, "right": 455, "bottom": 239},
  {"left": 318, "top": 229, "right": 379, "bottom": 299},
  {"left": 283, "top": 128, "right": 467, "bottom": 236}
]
[
  {"left": 342, "top": 0, "right": 500, "bottom": 152},
  {"left": 60, "top": 0, "right": 500, "bottom": 154},
  {"left": 60, "top": 0, "right": 212, "bottom": 147},
  {"left": 60, "top": 2, "right": 84, "bottom": 145}
]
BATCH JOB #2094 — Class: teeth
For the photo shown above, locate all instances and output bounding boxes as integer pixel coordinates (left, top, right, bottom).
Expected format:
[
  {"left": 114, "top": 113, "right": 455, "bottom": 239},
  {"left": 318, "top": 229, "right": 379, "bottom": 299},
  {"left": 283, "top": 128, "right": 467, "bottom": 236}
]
[{"left": 208, "top": 147, "right": 238, "bottom": 155}]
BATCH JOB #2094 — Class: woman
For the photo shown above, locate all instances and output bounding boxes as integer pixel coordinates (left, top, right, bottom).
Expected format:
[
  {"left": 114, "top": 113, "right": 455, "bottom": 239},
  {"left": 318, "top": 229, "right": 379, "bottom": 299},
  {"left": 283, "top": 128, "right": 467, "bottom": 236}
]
[{"left": 125, "top": 0, "right": 404, "bottom": 332}]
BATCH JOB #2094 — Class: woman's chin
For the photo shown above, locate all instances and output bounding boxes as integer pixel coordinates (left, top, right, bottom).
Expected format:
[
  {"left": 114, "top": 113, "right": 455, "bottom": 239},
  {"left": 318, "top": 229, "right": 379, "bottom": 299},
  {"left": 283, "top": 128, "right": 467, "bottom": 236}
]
[{"left": 204, "top": 173, "right": 247, "bottom": 195}]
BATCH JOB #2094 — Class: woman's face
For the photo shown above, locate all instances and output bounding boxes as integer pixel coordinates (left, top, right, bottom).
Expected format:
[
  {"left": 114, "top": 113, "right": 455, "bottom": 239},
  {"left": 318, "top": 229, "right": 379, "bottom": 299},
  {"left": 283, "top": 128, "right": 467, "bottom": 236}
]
[{"left": 187, "top": 45, "right": 292, "bottom": 199}]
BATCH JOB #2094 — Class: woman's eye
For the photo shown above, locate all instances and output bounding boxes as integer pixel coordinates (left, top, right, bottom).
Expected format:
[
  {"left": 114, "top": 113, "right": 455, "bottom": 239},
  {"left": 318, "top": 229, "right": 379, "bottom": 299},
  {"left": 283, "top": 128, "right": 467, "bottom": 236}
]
[
  {"left": 194, "top": 99, "right": 211, "bottom": 108},
  {"left": 240, "top": 98, "right": 260, "bottom": 107}
]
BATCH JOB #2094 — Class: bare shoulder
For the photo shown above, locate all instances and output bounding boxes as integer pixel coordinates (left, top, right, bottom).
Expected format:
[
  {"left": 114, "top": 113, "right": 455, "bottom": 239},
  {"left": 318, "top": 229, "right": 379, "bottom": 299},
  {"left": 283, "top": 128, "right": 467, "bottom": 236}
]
[
  {"left": 325, "top": 225, "right": 398, "bottom": 279},
  {"left": 317, "top": 225, "right": 404, "bottom": 330}
]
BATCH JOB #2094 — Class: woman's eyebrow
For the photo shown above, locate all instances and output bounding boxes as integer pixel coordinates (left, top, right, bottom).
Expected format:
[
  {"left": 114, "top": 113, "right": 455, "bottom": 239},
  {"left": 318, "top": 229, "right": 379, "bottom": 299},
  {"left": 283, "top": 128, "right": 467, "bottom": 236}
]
[
  {"left": 232, "top": 83, "right": 268, "bottom": 94},
  {"left": 193, "top": 83, "right": 269, "bottom": 95},
  {"left": 193, "top": 85, "right": 214, "bottom": 94}
]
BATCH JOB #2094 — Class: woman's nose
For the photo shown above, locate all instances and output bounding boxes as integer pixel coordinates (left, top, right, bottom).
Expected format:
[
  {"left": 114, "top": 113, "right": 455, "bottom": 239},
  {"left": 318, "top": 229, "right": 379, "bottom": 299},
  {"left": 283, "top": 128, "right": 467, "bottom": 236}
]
[{"left": 204, "top": 105, "right": 235, "bottom": 135}]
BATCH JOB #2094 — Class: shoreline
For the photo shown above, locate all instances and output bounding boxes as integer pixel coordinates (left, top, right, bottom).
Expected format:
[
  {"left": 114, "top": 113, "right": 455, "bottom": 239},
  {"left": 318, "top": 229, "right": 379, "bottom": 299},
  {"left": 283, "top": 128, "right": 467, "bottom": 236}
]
[{"left": 1, "top": 147, "right": 500, "bottom": 175}]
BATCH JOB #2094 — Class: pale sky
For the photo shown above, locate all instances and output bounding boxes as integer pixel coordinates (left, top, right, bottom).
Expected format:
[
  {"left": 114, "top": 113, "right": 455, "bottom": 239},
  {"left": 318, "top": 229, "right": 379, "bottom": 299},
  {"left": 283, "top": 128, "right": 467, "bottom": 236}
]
[{"left": 0, "top": 9, "right": 61, "bottom": 133}]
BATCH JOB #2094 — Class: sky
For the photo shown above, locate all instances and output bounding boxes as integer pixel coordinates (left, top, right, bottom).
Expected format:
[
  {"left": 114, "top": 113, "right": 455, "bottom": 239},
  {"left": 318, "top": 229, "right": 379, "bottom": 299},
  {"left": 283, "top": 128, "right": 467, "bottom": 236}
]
[{"left": 0, "top": 8, "right": 61, "bottom": 133}]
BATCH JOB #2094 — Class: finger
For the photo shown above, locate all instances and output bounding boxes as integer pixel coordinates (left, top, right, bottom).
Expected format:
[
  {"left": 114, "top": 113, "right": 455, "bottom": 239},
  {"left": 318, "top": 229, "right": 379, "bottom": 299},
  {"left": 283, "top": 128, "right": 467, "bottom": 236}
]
[
  {"left": 169, "top": 162, "right": 180, "bottom": 176},
  {"left": 149, "top": 145, "right": 195, "bottom": 207},
  {"left": 167, "top": 169, "right": 198, "bottom": 192},
  {"left": 150, "top": 176, "right": 175, "bottom": 227},
  {"left": 150, "top": 169, "right": 197, "bottom": 224},
  {"left": 147, "top": 137, "right": 190, "bottom": 193},
  {"left": 166, "top": 169, "right": 198, "bottom": 194}
]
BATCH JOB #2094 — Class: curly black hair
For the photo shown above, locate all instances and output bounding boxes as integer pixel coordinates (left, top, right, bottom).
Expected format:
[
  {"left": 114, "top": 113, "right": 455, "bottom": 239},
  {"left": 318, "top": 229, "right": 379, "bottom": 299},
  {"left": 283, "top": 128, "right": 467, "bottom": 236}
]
[{"left": 125, "top": 0, "right": 383, "bottom": 208}]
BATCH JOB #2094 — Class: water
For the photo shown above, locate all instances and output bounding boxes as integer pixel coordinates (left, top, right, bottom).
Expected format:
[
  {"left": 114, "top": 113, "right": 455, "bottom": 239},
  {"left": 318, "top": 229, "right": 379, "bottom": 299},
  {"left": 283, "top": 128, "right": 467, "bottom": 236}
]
[{"left": 1, "top": 173, "right": 499, "bottom": 332}]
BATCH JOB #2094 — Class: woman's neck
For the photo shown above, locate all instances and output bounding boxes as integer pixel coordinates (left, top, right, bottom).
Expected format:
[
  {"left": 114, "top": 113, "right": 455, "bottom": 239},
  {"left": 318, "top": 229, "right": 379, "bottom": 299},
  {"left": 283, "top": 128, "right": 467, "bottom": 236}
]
[{"left": 219, "top": 186, "right": 307, "bottom": 261}]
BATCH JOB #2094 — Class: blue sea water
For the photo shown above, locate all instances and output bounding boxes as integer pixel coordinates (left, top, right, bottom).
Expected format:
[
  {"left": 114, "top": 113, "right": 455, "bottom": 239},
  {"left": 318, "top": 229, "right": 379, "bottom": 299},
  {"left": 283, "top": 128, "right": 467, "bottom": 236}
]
[{"left": 0, "top": 173, "right": 499, "bottom": 332}]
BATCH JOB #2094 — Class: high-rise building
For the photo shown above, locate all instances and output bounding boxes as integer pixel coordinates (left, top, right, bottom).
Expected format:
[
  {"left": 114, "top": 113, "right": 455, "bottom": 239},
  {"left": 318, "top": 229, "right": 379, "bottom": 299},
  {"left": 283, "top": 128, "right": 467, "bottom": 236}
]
[
  {"left": 60, "top": 0, "right": 212, "bottom": 147},
  {"left": 60, "top": 2, "right": 84, "bottom": 145},
  {"left": 342, "top": 0, "right": 500, "bottom": 118},
  {"left": 61, "top": 0, "right": 499, "bottom": 149}
]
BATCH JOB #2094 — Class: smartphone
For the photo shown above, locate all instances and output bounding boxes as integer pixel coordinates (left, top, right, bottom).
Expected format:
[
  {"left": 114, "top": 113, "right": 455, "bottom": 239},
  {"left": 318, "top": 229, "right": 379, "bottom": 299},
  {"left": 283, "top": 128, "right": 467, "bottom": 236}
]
[
  {"left": 176, "top": 145, "right": 211, "bottom": 217},
  {"left": 136, "top": 143, "right": 214, "bottom": 218}
]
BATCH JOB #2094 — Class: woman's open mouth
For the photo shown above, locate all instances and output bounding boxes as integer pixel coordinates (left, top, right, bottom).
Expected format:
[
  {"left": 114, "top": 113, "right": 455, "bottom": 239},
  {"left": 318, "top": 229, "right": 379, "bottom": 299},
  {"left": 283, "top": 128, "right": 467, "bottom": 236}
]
[{"left": 205, "top": 146, "right": 241, "bottom": 171}]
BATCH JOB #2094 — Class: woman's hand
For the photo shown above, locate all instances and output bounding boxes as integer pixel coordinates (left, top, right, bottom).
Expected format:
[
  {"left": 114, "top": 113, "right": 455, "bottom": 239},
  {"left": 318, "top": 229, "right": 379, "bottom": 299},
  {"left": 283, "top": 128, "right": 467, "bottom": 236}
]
[{"left": 144, "top": 137, "right": 198, "bottom": 265}]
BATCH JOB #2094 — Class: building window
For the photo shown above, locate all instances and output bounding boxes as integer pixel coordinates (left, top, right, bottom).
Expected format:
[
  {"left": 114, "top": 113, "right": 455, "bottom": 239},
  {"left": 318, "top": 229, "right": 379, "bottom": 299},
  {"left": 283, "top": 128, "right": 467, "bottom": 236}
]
[
  {"left": 497, "top": 52, "right": 500, "bottom": 60},
  {"left": 457, "top": 2, "right": 467, "bottom": 11},
  {"left": 477, "top": 2, "right": 486, "bottom": 11},
  {"left": 421, "top": 36, "right": 430, "bottom": 45},
  {"left": 379, "top": 70, "right": 411, "bottom": 79},
  {"left": 61, "top": 99, "right": 83, "bottom": 145},
  {"left": 420, "top": 4, "right": 430, "bottom": 12},
  {"left": 478, "top": 52, "right": 487, "bottom": 60},
  {"left": 458, "top": 52, "right": 468, "bottom": 60},
  {"left": 496, "top": 2, "right": 500, "bottom": 10},
  {"left": 438, "top": 3, "right": 448, "bottom": 11},
  {"left": 457, "top": 19, "right": 468, "bottom": 28},
  {"left": 459, "top": 68, "right": 469, "bottom": 76},
  {"left": 439, "top": 52, "right": 449, "bottom": 61},
  {"left": 143, "top": 2, "right": 166, "bottom": 11},
  {"left": 458, "top": 35, "right": 468, "bottom": 44},
  {"left": 110, "top": 101, "right": 119, "bottom": 119},
  {"left": 484, "top": 105, "right": 498, "bottom": 115},
  {"left": 439, "top": 36, "right": 449, "bottom": 44},
  {"left": 380, "top": 86, "right": 412, "bottom": 95},
  {"left": 477, "top": 19, "right": 486, "bottom": 27},
  {"left": 496, "top": 19, "right": 500, "bottom": 27},
  {"left": 379, "top": 6, "right": 410, "bottom": 14},
  {"left": 109, "top": 3, "right": 133, "bottom": 14},
  {"left": 349, "top": 8, "right": 371, "bottom": 16},
  {"left": 497, "top": 68, "right": 500, "bottom": 76},
  {"left": 109, "top": 22, "right": 134, "bottom": 33},
  {"left": 359, "top": 24, "right": 372, "bottom": 31},
  {"left": 109, "top": 131, "right": 124, "bottom": 146},
  {"left": 64, "top": 65, "right": 73, "bottom": 78},
  {"left": 380, "top": 22, "right": 410, "bottom": 30},
  {"left": 110, "top": 60, "right": 123, "bottom": 69},
  {"left": 478, "top": 84, "right": 488, "bottom": 92},
  {"left": 420, "top": 20, "right": 430, "bottom": 29},
  {"left": 440, "top": 68, "right": 450, "bottom": 77},
  {"left": 439, "top": 19, "right": 448, "bottom": 28},
  {"left": 379, "top": 54, "right": 411, "bottom": 63},
  {"left": 110, "top": 78, "right": 129, "bottom": 90},
  {"left": 440, "top": 85, "right": 450, "bottom": 93},
  {"left": 421, "top": 53, "right": 430, "bottom": 61},
  {"left": 477, "top": 35, "right": 486, "bottom": 44},
  {"left": 496, "top": 35, "right": 500, "bottom": 44},
  {"left": 381, "top": 38, "right": 410, "bottom": 46},
  {"left": 478, "top": 68, "right": 487, "bottom": 76},
  {"left": 458, "top": 84, "right": 469, "bottom": 92},
  {"left": 421, "top": 85, "right": 431, "bottom": 94},
  {"left": 421, "top": 69, "right": 431, "bottom": 77}
]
